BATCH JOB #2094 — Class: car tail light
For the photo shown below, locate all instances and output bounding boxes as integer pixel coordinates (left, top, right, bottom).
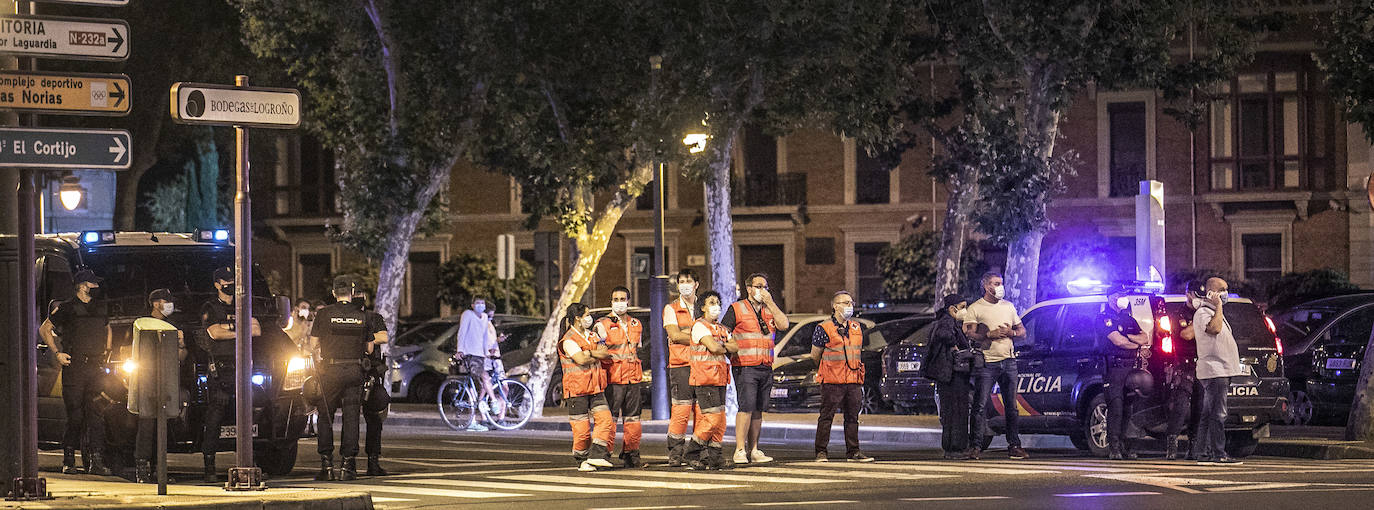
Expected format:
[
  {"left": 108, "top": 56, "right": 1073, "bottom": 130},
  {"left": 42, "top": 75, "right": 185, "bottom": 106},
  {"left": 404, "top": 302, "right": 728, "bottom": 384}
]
[
  {"left": 1161, "top": 336, "right": 1174, "bottom": 354},
  {"left": 1265, "top": 316, "right": 1277, "bottom": 334},
  {"left": 1159, "top": 315, "right": 1172, "bottom": 333},
  {"left": 1276, "top": 338, "right": 1284, "bottom": 356}
]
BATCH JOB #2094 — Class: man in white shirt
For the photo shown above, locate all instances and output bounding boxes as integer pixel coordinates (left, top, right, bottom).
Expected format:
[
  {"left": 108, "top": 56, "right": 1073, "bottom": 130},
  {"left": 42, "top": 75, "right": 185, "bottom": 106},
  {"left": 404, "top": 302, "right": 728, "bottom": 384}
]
[
  {"left": 1192, "top": 277, "right": 1245, "bottom": 465},
  {"left": 963, "top": 272, "right": 1029, "bottom": 460},
  {"left": 455, "top": 297, "right": 499, "bottom": 431}
]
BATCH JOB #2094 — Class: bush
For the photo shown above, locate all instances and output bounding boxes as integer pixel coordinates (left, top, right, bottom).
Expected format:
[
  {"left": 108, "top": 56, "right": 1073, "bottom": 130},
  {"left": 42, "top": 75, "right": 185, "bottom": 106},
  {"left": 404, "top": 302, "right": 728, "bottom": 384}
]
[
  {"left": 1265, "top": 269, "right": 1361, "bottom": 312},
  {"left": 878, "top": 230, "right": 985, "bottom": 303},
  {"left": 437, "top": 253, "right": 540, "bottom": 316}
]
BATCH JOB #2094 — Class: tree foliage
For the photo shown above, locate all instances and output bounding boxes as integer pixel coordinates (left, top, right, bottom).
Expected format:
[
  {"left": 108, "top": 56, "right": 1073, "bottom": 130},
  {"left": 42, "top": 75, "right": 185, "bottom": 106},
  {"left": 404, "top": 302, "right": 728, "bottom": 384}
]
[
  {"left": 1319, "top": 0, "right": 1374, "bottom": 143},
  {"left": 1264, "top": 269, "right": 1361, "bottom": 313},
  {"left": 436, "top": 253, "right": 540, "bottom": 316},
  {"left": 878, "top": 230, "right": 985, "bottom": 302}
]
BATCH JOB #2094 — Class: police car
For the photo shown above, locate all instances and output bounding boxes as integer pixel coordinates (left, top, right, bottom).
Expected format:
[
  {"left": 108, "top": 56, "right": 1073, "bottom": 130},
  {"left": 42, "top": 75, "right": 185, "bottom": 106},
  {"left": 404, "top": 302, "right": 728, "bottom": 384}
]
[
  {"left": 4, "top": 231, "right": 314, "bottom": 476},
  {"left": 977, "top": 285, "right": 1289, "bottom": 457}
]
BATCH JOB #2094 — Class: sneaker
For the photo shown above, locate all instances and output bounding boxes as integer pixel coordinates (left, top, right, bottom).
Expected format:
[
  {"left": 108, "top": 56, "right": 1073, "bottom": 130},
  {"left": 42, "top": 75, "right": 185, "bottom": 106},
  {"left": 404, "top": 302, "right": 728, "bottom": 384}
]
[
  {"left": 1008, "top": 446, "right": 1029, "bottom": 460},
  {"left": 1108, "top": 448, "right": 1123, "bottom": 461},
  {"left": 1123, "top": 450, "right": 1139, "bottom": 461},
  {"left": 965, "top": 448, "right": 981, "bottom": 461},
  {"left": 465, "top": 422, "right": 490, "bottom": 432},
  {"left": 1213, "top": 457, "right": 1243, "bottom": 465},
  {"left": 733, "top": 449, "right": 751, "bottom": 465},
  {"left": 586, "top": 457, "right": 613, "bottom": 468},
  {"left": 578, "top": 460, "right": 598, "bottom": 472},
  {"left": 847, "top": 452, "right": 874, "bottom": 463},
  {"left": 815, "top": 452, "right": 829, "bottom": 463},
  {"left": 751, "top": 449, "right": 773, "bottom": 463}
]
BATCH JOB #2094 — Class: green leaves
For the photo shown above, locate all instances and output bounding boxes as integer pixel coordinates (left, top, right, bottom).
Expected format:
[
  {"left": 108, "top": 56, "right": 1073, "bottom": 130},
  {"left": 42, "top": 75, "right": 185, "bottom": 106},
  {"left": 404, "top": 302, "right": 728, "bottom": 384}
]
[
  {"left": 1320, "top": 0, "right": 1374, "bottom": 144},
  {"left": 436, "top": 253, "right": 541, "bottom": 316},
  {"left": 878, "top": 230, "right": 986, "bottom": 302}
]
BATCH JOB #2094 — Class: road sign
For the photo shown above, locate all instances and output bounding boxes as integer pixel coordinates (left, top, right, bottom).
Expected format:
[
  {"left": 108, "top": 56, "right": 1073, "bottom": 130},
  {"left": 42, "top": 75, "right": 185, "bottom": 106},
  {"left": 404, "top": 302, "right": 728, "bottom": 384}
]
[
  {"left": 31, "top": 0, "right": 130, "bottom": 6},
  {"left": 0, "top": 15, "right": 129, "bottom": 61},
  {"left": 170, "top": 82, "right": 300, "bottom": 129},
  {"left": 497, "top": 234, "right": 516, "bottom": 280},
  {"left": 0, "top": 71, "right": 129, "bottom": 115},
  {"left": 0, "top": 127, "right": 130, "bottom": 169}
]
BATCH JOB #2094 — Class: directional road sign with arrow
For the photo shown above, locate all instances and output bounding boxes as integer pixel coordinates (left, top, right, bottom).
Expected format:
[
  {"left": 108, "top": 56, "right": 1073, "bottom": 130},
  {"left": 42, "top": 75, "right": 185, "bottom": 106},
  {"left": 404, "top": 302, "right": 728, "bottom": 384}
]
[
  {"left": 0, "top": 127, "right": 131, "bottom": 169},
  {"left": 0, "top": 15, "right": 129, "bottom": 61},
  {"left": 0, "top": 71, "right": 129, "bottom": 115}
]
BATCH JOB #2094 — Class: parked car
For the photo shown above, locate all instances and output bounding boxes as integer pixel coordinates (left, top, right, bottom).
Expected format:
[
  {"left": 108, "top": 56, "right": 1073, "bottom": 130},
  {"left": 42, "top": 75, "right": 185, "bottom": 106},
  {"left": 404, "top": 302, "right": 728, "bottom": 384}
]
[
  {"left": 6, "top": 231, "right": 312, "bottom": 476},
  {"left": 878, "top": 315, "right": 944, "bottom": 414},
  {"left": 384, "top": 313, "right": 545, "bottom": 403},
  {"left": 972, "top": 291, "right": 1288, "bottom": 457},
  {"left": 768, "top": 315, "right": 885, "bottom": 412},
  {"left": 1270, "top": 294, "right": 1374, "bottom": 425},
  {"left": 856, "top": 303, "right": 934, "bottom": 325}
]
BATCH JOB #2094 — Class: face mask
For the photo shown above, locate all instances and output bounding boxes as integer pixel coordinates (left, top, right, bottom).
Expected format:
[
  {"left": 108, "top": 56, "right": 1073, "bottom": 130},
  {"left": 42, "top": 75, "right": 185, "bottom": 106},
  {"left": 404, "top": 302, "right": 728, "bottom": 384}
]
[
  {"left": 473, "top": 303, "right": 486, "bottom": 314},
  {"left": 219, "top": 284, "right": 234, "bottom": 296},
  {"left": 678, "top": 283, "right": 695, "bottom": 297},
  {"left": 611, "top": 302, "right": 628, "bottom": 315},
  {"left": 952, "top": 307, "right": 966, "bottom": 321},
  {"left": 580, "top": 315, "right": 594, "bottom": 329},
  {"left": 751, "top": 289, "right": 763, "bottom": 301},
  {"left": 161, "top": 302, "right": 175, "bottom": 316},
  {"left": 992, "top": 285, "right": 1005, "bottom": 299},
  {"left": 298, "top": 309, "right": 310, "bottom": 319},
  {"left": 706, "top": 304, "right": 721, "bottom": 319},
  {"left": 841, "top": 306, "right": 854, "bottom": 319},
  {"left": 1116, "top": 297, "right": 1130, "bottom": 310}
]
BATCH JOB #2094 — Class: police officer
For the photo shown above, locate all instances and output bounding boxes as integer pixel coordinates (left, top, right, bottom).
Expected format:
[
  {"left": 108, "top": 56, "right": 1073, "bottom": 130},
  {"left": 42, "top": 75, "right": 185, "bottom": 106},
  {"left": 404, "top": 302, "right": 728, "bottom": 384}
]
[
  {"left": 201, "top": 267, "right": 262, "bottom": 483},
  {"left": 1165, "top": 285, "right": 1202, "bottom": 460},
  {"left": 1100, "top": 291, "right": 1151, "bottom": 460},
  {"left": 39, "top": 269, "right": 113, "bottom": 476},
  {"left": 356, "top": 290, "right": 391, "bottom": 476},
  {"left": 134, "top": 289, "right": 187, "bottom": 483},
  {"left": 308, "top": 276, "right": 387, "bottom": 481}
]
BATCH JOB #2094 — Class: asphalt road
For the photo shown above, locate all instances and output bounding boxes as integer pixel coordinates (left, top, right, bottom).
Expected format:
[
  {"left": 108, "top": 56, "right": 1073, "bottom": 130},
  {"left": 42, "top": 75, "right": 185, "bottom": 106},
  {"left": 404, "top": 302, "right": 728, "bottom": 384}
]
[{"left": 38, "top": 425, "right": 1374, "bottom": 509}]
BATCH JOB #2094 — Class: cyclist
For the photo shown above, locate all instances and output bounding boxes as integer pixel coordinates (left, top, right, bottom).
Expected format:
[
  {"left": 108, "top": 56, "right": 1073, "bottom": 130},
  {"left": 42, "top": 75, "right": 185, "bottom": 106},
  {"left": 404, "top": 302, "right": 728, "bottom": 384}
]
[
  {"left": 597, "top": 286, "right": 644, "bottom": 468},
  {"left": 559, "top": 303, "right": 614, "bottom": 471}
]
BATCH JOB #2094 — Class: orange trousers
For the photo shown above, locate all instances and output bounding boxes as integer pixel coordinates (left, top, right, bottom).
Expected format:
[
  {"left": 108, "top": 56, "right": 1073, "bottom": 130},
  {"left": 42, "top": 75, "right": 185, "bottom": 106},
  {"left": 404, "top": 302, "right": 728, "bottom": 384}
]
[{"left": 567, "top": 394, "right": 613, "bottom": 455}]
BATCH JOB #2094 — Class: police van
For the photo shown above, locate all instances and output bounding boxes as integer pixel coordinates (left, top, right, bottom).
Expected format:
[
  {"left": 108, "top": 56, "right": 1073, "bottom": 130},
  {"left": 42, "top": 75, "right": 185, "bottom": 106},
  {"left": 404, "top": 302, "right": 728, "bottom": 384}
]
[
  {"left": 2, "top": 231, "right": 315, "bottom": 476},
  {"left": 976, "top": 285, "right": 1287, "bottom": 457}
]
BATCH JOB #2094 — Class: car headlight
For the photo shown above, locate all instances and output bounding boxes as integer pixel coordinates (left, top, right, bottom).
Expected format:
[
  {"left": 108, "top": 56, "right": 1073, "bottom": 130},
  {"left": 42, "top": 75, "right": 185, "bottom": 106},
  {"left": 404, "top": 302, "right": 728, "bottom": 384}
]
[
  {"left": 287, "top": 357, "right": 309, "bottom": 373},
  {"left": 121, "top": 359, "right": 138, "bottom": 374},
  {"left": 773, "top": 373, "right": 806, "bottom": 384},
  {"left": 251, "top": 374, "right": 267, "bottom": 386},
  {"left": 283, "top": 357, "right": 311, "bottom": 392},
  {"left": 396, "top": 352, "right": 417, "bottom": 364}
]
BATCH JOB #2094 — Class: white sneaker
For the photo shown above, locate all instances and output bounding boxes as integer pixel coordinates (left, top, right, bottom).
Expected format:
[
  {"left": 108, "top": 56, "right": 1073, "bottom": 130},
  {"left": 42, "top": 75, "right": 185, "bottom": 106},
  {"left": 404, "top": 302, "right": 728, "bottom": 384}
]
[
  {"left": 465, "top": 422, "right": 489, "bottom": 432},
  {"left": 751, "top": 449, "right": 773, "bottom": 463},
  {"left": 578, "top": 460, "right": 598, "bottom": 472},
  {"left": 586, "top": 458, "right": 613, "bottom": 468},
  {"left": 733, "top": 449, "right": 750, "bottom": 464}
]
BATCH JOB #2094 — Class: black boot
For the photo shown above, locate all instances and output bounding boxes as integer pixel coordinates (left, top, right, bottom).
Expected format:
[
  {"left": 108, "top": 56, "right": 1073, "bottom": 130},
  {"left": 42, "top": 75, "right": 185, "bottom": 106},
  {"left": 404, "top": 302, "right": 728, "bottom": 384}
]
[
  {"left": 621, "top": 450, "right": 643, "bottom": 468},
  {"left": 1122, "top": 441, "right": 1139, "bottom": 460},
  {"left": 61, "top": 448, "right": 80, "bottom": 474},
  {"left": 203, "top": 454, "right": 217, "bottom": 483},
  {"left": 684, "top": 440, "right": 707, "bottom": 470},
  {"left": 1165, "top": 436, "right": 1180, "bottom": 460},
  {"left": 87, "top": 453, "right": 112, "bottom": 476},
  {"left": 1108, "top": 446, "right": 1123, "bottom": 460},
  {"left": 666, "top": 438, "right": 685, "bottom": 467},
  {"left": 589, "top": 443, "right": 612, "bottom": 464},
  {"left": 314, "top": 455, "right": 334, "bottom": 481},
  {"left": 135, "top": 460, "right": 152, "bottom": 484},
  {"left": 366, "top": 456, "right": 389, "bottom": 476},
  {"left": 339, "top": 457, "right": 358, "bottom": 481},
  {"left": 704, "top": 446, "right": 726, "bottom": 470}
]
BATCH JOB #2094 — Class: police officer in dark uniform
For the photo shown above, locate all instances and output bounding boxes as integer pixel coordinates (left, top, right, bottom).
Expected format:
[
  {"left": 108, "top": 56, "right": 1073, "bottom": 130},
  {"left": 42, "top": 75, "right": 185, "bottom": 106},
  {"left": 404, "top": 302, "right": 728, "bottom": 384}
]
[
  {"left": 356, "top": 290, "right": 391, "bottom": 476},
  {"left": 1165, "top": 281, "right": 1204, "bottom": 460},
  {"left": 39, "top": 269, "right": 113, "bottom": 476},
  {"left": 201, "top": 267, "right": 262, "bottom": 483},
  {"left": 308, "top": 276, "right": 387, "bottom": 481},
  {"left": 1099, "top": 291, "right": 1151, "bottom": 460}
]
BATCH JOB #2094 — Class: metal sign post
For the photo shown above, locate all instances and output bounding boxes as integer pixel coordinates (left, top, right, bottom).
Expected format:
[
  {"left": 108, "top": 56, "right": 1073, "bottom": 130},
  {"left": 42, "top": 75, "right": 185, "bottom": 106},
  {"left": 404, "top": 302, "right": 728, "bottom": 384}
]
[
  {"left": 170, "top": 76, "right": 299, "bottom": 491},
  {"left": 498, "top": 234, "right": 514, "bottom": 311},
  {"left": 129, "top": 318, "right": 180, "bottom": 496}
]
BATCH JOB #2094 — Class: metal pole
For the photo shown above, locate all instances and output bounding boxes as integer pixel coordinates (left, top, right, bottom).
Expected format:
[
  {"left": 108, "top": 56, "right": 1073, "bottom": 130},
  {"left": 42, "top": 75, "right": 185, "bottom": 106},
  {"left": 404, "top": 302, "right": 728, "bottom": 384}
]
[
  {"left": 156, "top": 339, "right": 167, "bottom": 496},
  {"left": 17, "top": 0, "right": 43, "bottom": 496},
  {"left": 647, "top": 52, "right": 668, "bottom": 420},
  {"left": 231, "top": 74, "right": 255, "bottom": 475}
]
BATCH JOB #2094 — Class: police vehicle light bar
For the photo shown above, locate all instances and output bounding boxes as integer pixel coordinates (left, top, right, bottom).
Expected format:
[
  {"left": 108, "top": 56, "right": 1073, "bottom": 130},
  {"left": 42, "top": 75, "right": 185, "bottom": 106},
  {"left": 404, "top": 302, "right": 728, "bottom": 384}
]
[
  {"left": 81, "top": 230, "right": 116, "bottom": 245},
  {"left": 1066, "top": 278, "right": 1165, "bottom": 296},
  {"left": 194, "top": 228, "right": 231, "bottom": 243}
]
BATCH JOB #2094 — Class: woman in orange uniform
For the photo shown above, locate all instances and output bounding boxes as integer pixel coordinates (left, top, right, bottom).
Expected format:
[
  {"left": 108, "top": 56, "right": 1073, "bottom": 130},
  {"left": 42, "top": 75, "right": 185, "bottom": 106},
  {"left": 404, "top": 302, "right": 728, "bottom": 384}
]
[
  {"left": 559, "top": 303, "right": 614, "bottom": 471},
  {"left": 684, "top": 291, "right": 739, "bottom": 470}
]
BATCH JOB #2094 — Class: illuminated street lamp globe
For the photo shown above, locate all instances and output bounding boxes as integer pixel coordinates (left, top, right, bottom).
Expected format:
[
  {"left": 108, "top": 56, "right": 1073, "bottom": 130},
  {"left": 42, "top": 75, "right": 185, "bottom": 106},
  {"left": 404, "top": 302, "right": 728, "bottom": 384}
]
[
  {"left": 682, "top": 133, "right": 709, "bottom": 153},
  {"left": 59, "top": 176, "right": 85, "bottom": 211}
]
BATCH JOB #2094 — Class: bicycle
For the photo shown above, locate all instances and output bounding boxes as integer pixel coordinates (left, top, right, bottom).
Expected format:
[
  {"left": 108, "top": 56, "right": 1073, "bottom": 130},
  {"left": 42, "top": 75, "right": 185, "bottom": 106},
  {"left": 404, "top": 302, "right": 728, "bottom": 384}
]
[{"left": 437, "top": 355, "right": 534, "bottom": 431}]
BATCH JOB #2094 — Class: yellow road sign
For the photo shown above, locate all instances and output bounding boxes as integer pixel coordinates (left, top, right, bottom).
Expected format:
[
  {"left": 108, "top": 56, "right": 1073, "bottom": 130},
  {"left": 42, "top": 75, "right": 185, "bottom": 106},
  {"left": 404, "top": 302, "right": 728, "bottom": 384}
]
[{"left": 0, "top": 71, "right": 129, "bottom": 116}]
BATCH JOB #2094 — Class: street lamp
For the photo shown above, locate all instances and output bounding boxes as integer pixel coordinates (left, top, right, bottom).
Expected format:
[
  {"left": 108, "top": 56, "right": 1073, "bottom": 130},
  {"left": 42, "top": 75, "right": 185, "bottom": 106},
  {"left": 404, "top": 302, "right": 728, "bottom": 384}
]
[
  {"left": 58, "top": 175, "right": 84, "bottom": 211},
  {"left": 682, "top": 133, "right": 709, "bottom": 154}
]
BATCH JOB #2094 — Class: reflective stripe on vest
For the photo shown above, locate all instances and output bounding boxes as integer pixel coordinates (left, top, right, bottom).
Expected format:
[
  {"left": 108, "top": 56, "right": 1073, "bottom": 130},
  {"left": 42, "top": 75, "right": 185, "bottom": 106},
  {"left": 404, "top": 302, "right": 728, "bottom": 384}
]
[
  {"left": 559, "top": 328, "right": 608, "bottom": 397},
  {"left": 729, "top": 300, "right": 776, "bottom": 367},
  {"left": 817, "top": 319, "right": 865, "bottom": 385},
  {"left": 598, "top": 316, "right": 643, "bottom": 384},
  {"left": 689, "top": 319, "right": 730, "bottom": 387},
  {"left": 667, "top": 300, "right": 695, "bottom": 367}
]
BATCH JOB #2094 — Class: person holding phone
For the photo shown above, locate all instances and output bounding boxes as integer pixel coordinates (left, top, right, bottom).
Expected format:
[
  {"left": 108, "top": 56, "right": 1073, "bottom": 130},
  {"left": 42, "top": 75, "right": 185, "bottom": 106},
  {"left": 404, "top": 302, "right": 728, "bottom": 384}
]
[{"left": 1192, "top": 277, "right": 1245, "bottom": 465}]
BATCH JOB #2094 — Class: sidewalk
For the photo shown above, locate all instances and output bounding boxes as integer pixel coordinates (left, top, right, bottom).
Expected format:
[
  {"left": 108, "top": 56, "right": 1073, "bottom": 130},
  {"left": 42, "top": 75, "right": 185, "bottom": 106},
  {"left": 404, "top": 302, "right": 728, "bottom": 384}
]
[
  {"left": 0, "top": 474, "right": 371, "bottom": 510},
  {"left": 390, "top": 404, "right": 1374, "bottom": 459}
]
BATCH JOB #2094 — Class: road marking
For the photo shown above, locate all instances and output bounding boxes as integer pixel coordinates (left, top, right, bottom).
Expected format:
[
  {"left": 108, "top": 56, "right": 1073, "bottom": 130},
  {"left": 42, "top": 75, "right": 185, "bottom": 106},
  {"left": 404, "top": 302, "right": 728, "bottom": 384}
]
[
  {"left": 492, "top": 473, "right": 745, "bottom": 490},
  {"left": 588, "top": 469, "right": 846, "bottom": 484},
  {"left": 1206, "top": 483, "right": 1311, "bottom": 492},
  {"left": 744, "top": 466, "right": 957, "bottom": 480},
  {"left": 295, "top": 483, "right": 526, "bottom": 499},
  {"left": 401, "top": 478, "right": 638, "bottom": 493},
  {"left": 388, "top": 444, "right": 669, "bottom": 460},
  {"left": 841, "top": 461, "right": 1058, "bottom": 475},
  {"left": 439, "top": 439, "right": 508, "bottom": 446},
  {"left": 371, "top": 496, "right": 418, "bottom": 503},
  {"left": 965, "top": 460, "right": 1137, "bottom": 472},
  {"left": 742, "top": 501, "right": 858, "bottom": 506},
  {"left": 587, "top": 507, "right": 702, "bottom": 510},
  {"left": 1056, "top": 491, "right": 1161, "bottom": 497},
  {"left": 899, "top": 496, "right": 1011, "bottom": 502}
]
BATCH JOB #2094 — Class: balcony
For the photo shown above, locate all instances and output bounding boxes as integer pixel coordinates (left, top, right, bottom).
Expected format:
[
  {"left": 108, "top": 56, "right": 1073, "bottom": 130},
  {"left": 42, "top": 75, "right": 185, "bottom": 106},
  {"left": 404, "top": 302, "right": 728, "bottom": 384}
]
[{"left": 733, "top": 173, "right": 807, "bottom": 208}]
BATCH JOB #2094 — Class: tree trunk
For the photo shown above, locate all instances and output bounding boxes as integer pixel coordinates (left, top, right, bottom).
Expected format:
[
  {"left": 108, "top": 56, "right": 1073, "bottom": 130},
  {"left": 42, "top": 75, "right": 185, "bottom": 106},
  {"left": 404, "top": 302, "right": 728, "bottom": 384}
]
[
  {"left": 934, "top": 162, "right": 978, "bottom": 298},
  {"left": 114, "top": 93, "right": 166, "bottom": 230},
  {"left": 373, "top": 160, "right": 453, "bottom": 342},
  {"left": 1003, "top": 230, "right": 1043, "bottom": 312},
  {"left": 526, "top": 164, "right": 654, "bottom": 415},
  {"left": 1344, "top": 328, "right": 1374, "bottom": 441},
  {"left": 703, "top": 131, "right": 740, "bottom": 305}
]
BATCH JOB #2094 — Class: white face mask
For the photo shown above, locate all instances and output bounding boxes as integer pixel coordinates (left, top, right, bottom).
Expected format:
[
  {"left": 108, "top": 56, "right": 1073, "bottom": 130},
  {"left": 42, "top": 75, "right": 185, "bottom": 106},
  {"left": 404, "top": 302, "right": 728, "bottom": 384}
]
[
  {"left": 678, "top": 283, "right": 695, "bottom": 297},
  {"left": 298, "top": 309, "right": 310, "bottom": 319},
  {"left": 706, "top": 304, "right": 721, "bottom": 319},
  {"left": 580, "top": 315, "right": 594, "bottom": 329},
  {"left": 841, "top": 306, "right": 854, "bottom": 319},
  {"left": 473, "top": 303, "right": 486, "bottom": 314},
  {"left": 1116, "top": 297, "right": 1130, "bottom": 310},
  {"left": 161, "top": 302, "right": 175, "bottom": 316},
  {"left": 992, "top": 285, "right": 1005, "bottom": 299},
  {"left": 611, "top": 302, "right": 628, "bottom": 315},
  {"left": 952, "top": 307, "right": 966, "bottom": 321}
]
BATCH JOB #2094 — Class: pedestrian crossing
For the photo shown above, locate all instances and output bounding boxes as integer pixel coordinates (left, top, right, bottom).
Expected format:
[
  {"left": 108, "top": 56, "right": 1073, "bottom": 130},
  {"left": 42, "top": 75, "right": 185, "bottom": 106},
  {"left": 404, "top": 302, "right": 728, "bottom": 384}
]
[{"left": 285, "top": 455, "right": 1374, "bottom": 508}]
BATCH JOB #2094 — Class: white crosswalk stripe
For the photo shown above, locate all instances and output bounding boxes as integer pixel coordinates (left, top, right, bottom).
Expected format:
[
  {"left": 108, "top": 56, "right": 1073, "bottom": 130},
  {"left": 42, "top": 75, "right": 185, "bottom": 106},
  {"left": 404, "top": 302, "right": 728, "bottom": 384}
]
[
  {"left": 402, "top": 477, "right": 640, "bottom": 493},
  {"left": 798, "top": 461, "right": 1059, "bottom": 475},
  {"left": 308, "top": 482, "right": 528, "bottom": 499},
  {"left": 586, "top": 469, "right": 847, "bottom": 484},
  {"left": 741, "top": 466, "right": 957, "bottom": 480},
  {"left": 492, "top": 473, "right": 747, "bottom": 490}
]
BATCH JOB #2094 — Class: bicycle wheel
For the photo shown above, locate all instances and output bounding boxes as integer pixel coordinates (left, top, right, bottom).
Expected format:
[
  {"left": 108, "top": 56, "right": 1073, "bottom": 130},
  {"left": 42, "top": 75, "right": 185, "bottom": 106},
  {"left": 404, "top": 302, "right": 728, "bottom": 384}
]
[
  {"left": 483, "top": 379, "right": 534, "bottom": 430},
  {"left": 437, "top": 377, "right": 480, "bottom": 432}
]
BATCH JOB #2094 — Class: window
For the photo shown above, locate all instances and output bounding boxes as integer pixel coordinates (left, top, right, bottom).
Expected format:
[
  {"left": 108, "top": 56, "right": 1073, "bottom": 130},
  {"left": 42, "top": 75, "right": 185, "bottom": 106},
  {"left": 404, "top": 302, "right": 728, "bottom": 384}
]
[
  {"left": 778, "top": 322, "right": 819, "bottom": 358},
  {"left": 854, "top": 242, "right": 888, "bottom": 305},
  {"left": 274, "top": 135, "right": 337, "bottom": 216},
  {"left": 1324, "top": 307, "right": 1374, "bottom": 346},
  {"left": 1210, "top": 71, "right": 1331, "bottom": 191},
  {"left": 1020, "top": 305, "right": 1061, "bottom": 351},
  {"left": 393, "top": 322, "right": 458, "bottom": 348},
  {"left": 1241, "top": 233, "right": 1282, "bottom": 284},
  {"left": 41, "top": 255, "right": 74, "bottom": 319},
  {"left": 1058, "top": 302, "right": 1103, "bottom": 353},
  {"left": 408, "top": 252, "right": 441, "bottom": 318},
  {"left": 806, "top": 237, "right": 835, "bottom": 265},
  {"left": 1108, "top": 102, "right": 1147, "bottom": 197},
  {"left": 297, "top": 253, "right": 331, "bottom": 304},
  {"left": 631, "top": 246, "right": 669, "bottom": 308},
  {"left": 855, "top": 150, "right": 892, "bottom": 204}
]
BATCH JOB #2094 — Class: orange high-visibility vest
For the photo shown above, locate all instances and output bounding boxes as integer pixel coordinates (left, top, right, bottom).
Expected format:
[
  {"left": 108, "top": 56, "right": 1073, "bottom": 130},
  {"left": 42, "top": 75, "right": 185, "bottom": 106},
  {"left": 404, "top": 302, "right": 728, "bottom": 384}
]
[
  {"left": 667, "top": 299, "right": 695, "bottom": 368},
  {"left": 559, "top": 327, "right": 608, "bottom": 397},
  {"left": 689, "top": 319, "right": 731, "bottom": 387},
  {"left": 728, "top": 300, "right": 776, "bottom": 367},
  {"left": 817, "top": 319, "right": 866, "bottom": 385},
  {"left": 598, "top": 315, "right": 643, "bottom": 384}
]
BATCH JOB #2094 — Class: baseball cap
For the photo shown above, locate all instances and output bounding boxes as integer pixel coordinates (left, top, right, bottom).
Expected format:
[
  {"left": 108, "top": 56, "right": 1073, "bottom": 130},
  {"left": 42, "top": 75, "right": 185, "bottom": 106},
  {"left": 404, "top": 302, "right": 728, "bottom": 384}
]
[
  {"left": 74, "top": 269, "right": 103, "bottom": 285},
  {"left": 148, "top": 288, "right": 174, "bottom": 305},
  {"left": 941, "top": 293, "right": 966, "bottom": 310},
  {"left": 213, "top": 267, "right": 234, "bottom": 282},
  {"left": 333, "top": 275, "right": 359, "bottom": 293}
]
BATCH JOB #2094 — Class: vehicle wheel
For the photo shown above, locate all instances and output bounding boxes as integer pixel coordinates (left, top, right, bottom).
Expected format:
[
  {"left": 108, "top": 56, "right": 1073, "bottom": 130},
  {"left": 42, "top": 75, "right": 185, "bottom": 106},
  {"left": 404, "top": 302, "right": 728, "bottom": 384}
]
[
  {"left": 484, "top": 380, "right": 534, "bottom": 430},
  {"left": 859, "top": 384, "right": 881, "bottom": 415},
  {"left": 545, "top": 380, "right": 564, "bottom": 408},
  {"left": 410, "top": 373, "right": 442, "bottom": 404},
  {"left": 437, "top": 378, "right": 479, "bottom": 431},
  {"left": 1226, "top": 432, "right": 1259, "bottom": 458},
  {"left": 1286, "top": 389, "right": 1314, "bottom": 426},
  {"left": 255, "top": 439, "right": 298, "bottom": 476},
  {"left": 1080, "top": 393, "right": 1111, "bottom": 457}
]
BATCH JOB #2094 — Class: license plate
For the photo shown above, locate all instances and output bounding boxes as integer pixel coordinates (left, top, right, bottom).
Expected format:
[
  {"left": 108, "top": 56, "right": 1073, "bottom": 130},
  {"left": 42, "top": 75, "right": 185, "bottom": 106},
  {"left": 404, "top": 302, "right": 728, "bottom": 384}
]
[
  {"left": 1326, "top": 358, "right": 1357, "bottom": 370},
  {"left": 219, "top": 424, "right": 259, "bottom": 439},
  {"left": 898, "top": 361, "right": 921, "bottom": 372},
  {"left": 770, "top": 388, "right": 788, "bottom": 398},
  {"left": 1243, "top": 415, "right": 1257, "bottom": 423}
]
